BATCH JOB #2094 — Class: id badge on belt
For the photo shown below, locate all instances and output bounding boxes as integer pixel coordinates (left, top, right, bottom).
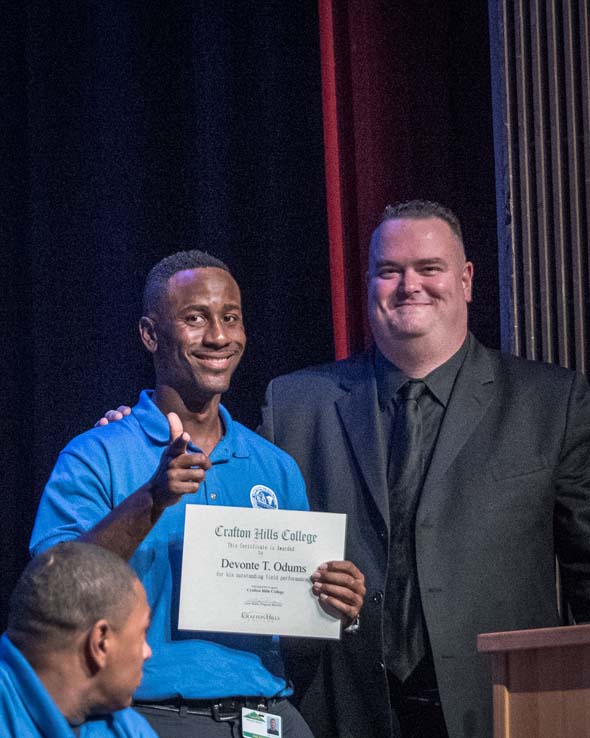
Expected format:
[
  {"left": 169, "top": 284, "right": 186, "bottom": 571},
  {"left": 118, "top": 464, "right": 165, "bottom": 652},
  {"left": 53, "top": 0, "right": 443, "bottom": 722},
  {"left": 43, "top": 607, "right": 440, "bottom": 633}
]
[{"left": 242, "top": 708, "right": 282, "bottom": 738}]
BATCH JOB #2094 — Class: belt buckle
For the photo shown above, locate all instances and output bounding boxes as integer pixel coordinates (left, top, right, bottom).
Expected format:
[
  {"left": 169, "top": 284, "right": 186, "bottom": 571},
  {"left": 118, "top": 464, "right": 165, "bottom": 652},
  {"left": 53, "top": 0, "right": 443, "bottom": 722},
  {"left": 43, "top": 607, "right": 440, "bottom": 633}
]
[{"left": 211, "top": 700, "right": 241, "bottom": 722}]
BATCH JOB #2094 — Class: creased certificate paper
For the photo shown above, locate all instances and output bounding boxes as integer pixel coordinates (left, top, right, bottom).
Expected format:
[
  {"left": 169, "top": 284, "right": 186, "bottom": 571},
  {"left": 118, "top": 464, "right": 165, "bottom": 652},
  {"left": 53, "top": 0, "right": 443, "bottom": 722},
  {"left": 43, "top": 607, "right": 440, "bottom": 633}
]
[{"left": 178, "top": 506, "right": 347, "bottom": 639}]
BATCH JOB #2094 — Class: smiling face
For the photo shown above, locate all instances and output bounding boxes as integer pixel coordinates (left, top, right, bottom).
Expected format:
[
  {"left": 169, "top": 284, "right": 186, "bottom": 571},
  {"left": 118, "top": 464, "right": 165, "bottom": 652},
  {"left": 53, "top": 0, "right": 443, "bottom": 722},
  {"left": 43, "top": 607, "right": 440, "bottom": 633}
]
[
  {"left": 367, "top": 217, "right": 473, "bottom": 362},
  {"left": 141, "top": 267, "right": 246, "bottom": 404}
]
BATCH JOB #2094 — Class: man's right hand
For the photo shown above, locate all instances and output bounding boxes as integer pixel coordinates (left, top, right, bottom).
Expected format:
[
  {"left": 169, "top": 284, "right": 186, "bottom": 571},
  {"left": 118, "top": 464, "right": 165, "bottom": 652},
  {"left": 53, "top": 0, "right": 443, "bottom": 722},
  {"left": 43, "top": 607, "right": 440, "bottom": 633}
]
[
  {"left": 147, "top": 413, "right": 211, "bottom": 511},
  {"left": 80, "top": 412, "right": 210, "bottom": 559}
]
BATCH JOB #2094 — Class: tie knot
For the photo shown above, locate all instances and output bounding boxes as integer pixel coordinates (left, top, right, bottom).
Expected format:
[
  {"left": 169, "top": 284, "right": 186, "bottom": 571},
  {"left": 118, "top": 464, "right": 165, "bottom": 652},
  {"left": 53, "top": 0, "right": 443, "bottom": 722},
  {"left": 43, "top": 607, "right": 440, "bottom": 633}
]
[{"left": 398, "top": 380, "right": 426, "bottom": 402}]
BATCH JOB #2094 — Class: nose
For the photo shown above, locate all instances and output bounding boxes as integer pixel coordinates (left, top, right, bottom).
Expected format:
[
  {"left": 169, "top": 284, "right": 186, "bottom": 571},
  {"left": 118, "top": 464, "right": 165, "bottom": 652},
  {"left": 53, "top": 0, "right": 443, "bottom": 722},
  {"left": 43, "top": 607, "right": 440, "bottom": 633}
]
[
  {"left": 397, "top": 268, "right": 421, "bottom": 296},
  {"left": 203, "top": 317, "right": 230, "bottom": 346},
  {"left": 144, "top": 640, "right": 153, "bottom": 661}
]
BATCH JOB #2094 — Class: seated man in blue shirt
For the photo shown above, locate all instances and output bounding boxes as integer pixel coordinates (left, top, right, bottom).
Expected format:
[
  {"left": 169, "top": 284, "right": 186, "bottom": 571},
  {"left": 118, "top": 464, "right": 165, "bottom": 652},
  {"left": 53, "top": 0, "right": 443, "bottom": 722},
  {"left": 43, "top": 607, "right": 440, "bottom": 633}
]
[
  {"left": 30, "top": 249, "right": 365, "bottom": 738},
  {"left": 0, "top": 541, "right": 156, "bottom": 738}
]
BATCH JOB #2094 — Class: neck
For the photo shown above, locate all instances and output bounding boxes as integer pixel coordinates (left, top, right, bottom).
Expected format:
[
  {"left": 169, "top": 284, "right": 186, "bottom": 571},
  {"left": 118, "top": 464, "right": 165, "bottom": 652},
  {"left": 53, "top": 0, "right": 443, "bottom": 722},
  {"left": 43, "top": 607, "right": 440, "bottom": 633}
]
[
  {"left": 153, "top": 384, "right": 223, "bottom": 454},
  {"left": 29, "top": 655, "right": 89, "bottom": 726},
  {"left": 381, "top": 331, "right": 467, "bottom": 378}
]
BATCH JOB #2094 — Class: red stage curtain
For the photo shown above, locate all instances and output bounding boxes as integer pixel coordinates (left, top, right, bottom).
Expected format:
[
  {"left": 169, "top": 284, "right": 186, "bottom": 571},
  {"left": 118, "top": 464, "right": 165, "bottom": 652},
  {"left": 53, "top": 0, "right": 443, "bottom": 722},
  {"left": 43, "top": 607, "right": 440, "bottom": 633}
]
[{"left": 318, "top": 0, "right": 499, "bottom": 358}]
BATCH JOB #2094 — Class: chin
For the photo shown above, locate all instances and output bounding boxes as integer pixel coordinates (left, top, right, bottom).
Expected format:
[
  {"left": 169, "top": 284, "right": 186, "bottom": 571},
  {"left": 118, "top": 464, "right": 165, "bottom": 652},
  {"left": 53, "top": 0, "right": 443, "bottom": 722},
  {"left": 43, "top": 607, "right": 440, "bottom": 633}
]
[
  {"left": 396, "top": 327, "right": 432, "bottom": 339},
  {"left": 377, "top": 325, "right": 430, "bottom": 344},
  {"left": 110, "top": 695, "right": 133, "bottom": 713},
  {"left": 200, "top": 377, "right": 233, "bottom": 395}
]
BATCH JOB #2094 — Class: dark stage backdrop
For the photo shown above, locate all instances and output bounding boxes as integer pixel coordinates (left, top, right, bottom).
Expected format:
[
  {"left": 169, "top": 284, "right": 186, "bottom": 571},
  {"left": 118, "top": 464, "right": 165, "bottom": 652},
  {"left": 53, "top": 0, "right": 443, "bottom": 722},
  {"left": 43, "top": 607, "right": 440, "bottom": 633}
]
[
  {"left": 2, "top": 1, "right": 333, "bottom": 625},
  {"left": 1, "top": 1, "right": 497, "bottom": 627}
]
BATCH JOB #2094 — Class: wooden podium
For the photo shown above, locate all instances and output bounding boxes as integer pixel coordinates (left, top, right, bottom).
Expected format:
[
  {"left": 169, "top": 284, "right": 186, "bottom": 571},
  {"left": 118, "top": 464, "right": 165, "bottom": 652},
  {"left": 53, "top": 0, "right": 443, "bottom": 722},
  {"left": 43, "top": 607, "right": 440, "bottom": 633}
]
[{"left": 477, "top": 623, "right": 590, "bottom": 738}]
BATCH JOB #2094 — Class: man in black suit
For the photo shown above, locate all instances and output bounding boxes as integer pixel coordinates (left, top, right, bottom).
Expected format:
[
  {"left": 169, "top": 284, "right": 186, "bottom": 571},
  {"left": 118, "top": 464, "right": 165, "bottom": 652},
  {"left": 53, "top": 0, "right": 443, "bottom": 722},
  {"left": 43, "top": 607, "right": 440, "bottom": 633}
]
[{"left": 258, "top": 200, "right": 590, "bottom": 738}]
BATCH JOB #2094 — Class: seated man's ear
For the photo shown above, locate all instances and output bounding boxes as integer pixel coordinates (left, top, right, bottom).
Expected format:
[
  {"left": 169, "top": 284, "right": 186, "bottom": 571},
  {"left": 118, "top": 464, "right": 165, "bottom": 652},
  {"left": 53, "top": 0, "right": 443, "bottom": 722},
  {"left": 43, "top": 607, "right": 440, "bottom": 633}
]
[
  {"left": 139, "top": 317, "right": 158, "bottom": 353},
  {"left": 86, "top": 620, "right": 110, "bottom": 673}
]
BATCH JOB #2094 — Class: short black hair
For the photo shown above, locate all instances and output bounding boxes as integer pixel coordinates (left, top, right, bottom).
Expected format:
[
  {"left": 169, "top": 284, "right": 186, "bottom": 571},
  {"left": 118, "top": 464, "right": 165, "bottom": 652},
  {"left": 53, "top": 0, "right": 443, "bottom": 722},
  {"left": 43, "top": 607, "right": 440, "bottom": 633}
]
[
  {"left": 7, "top": 542, "right": 139, "bottom": 652},
  {"left": 381, "top": 199, "right": 463, "bottom": 243},
  {"left": 143, "top": 249, "right": 231, "bottom": 316}
]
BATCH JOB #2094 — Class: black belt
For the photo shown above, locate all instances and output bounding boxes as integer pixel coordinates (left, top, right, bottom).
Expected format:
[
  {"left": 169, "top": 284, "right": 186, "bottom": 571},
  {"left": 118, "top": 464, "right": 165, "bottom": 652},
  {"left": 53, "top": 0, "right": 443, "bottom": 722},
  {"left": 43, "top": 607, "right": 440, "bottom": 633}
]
[
  {"left": 134, "top": 696, "right": 282, "bottom": 721},
  {"left": 400, "top": 688, "right": 441, "bottom": 707},
  {"left": 387, "top": 663, "right": 441, "bottom": 708}
]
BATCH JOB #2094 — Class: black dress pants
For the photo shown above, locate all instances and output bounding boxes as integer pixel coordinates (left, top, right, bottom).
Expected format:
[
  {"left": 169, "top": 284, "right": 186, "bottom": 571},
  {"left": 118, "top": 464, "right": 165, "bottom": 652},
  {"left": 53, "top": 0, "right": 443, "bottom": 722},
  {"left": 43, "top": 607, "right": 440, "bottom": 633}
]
[{"left": 388, "top": 662, "right": 449, "bottom": 738}]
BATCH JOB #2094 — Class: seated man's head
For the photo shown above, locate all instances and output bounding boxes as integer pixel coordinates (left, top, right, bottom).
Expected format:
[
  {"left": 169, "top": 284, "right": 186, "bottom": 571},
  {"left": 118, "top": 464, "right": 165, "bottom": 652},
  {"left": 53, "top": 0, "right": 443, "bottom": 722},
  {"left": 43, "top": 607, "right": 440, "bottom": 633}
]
[{"left": 7, "top": 541, "right": 151, "bottom": 722}]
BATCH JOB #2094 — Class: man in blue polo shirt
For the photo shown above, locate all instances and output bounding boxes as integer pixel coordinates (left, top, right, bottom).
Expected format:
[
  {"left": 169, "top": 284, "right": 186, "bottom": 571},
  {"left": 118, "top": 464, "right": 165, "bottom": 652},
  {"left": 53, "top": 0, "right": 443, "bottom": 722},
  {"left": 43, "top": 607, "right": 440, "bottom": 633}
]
[
  {"left": 0, "top": 541, "right": 156, "bottom": 738},
  {"left": 30, "top": 250, "right": 365, "bottom": 738}
]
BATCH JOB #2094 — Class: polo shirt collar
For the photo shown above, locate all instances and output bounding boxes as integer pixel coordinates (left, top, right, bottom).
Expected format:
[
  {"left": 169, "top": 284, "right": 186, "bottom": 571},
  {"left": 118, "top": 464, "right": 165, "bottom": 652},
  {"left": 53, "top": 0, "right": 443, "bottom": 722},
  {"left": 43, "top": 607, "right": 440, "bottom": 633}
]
[
  {"left": 133, "top": 390, "right": 250, "bottom": 460},
  {"left": 211, "top": 404, "right": 250, "bottom": 461}
]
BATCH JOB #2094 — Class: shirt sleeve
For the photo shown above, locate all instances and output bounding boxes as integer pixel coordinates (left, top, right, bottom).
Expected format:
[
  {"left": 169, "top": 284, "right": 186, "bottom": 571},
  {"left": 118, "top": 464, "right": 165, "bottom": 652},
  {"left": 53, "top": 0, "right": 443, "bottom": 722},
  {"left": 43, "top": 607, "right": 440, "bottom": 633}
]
[{"left": 30, "top": 439, "right": 113, "bottom": 556}]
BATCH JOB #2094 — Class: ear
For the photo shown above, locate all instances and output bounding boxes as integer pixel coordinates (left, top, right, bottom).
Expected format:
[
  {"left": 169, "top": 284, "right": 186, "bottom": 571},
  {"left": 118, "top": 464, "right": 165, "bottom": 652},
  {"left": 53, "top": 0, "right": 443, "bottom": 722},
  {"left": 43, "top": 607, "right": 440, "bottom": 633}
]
[
  {"left": 86, "top": 620, "right": 110, "bottom": 673},
  {"left": 462, "top": 261, "right": 474, "bottom": 303},
  {"left": 139, "top": 316, "right": 158, "bottom": 353}
]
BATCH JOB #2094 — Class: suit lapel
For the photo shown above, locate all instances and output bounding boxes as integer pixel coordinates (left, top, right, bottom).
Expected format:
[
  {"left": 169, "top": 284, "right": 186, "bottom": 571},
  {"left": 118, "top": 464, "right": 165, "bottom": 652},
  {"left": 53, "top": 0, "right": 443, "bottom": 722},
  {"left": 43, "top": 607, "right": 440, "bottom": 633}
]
[
  {"left": 335, "top": 354, "right": 390, "bottom": 528},
  {"left": 422, "top": 337, "right": 496, "bottom": 495}
]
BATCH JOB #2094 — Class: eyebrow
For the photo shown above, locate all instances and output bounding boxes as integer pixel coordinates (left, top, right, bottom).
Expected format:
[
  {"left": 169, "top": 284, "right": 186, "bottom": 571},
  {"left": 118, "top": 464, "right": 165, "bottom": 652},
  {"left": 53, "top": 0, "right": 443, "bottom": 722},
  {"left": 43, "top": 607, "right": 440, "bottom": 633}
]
[
  {"left": 180, "top": 302, "right": 242, "bottom": 312},
  {"left": 375, "top": 257, "right": 448, "bottom": 268}
]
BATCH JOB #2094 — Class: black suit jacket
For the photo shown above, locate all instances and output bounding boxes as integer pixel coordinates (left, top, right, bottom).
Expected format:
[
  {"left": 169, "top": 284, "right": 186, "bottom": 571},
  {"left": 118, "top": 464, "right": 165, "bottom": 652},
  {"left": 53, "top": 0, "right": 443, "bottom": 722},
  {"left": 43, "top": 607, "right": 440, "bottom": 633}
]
[{"left": 258, "top": 335, "right": 590, "bottom": 738}]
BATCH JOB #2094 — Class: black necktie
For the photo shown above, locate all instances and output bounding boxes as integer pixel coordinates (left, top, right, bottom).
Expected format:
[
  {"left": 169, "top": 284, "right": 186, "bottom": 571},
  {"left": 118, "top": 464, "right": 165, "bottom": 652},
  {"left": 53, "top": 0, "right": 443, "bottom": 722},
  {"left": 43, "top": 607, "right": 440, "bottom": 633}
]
[{"left": 385, "top": 379, "right": 427, "bottom": 682}]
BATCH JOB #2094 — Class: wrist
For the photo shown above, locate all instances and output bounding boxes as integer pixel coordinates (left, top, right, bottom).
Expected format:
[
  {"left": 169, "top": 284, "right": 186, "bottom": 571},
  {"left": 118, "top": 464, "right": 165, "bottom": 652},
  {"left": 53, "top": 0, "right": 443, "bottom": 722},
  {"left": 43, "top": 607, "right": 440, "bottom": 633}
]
[
  {"left": 143, "top": 481, "right": 167, "bottom": 520},
  {"left": 343, "top": 614, "right": 360, "bottom": 634}
]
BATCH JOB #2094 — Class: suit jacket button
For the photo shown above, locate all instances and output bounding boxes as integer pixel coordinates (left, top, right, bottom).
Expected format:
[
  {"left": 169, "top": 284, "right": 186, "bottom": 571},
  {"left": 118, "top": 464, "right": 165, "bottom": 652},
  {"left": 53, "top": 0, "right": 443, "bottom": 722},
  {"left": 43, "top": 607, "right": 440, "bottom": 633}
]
[
  {"left": 376, "top": 661, "right": 386, "bottom": 673},
  {"left": 371, "top": 590, "right": 384, "bottom": 604}
]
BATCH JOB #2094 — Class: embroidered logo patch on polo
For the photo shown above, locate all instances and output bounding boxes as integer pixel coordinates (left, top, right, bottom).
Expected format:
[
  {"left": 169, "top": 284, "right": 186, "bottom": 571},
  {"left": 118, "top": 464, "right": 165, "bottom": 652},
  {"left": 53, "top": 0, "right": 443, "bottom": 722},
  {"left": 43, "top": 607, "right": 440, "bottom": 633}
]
[{"left": 250, "top": 485, "right": 279, "bottom": 510}]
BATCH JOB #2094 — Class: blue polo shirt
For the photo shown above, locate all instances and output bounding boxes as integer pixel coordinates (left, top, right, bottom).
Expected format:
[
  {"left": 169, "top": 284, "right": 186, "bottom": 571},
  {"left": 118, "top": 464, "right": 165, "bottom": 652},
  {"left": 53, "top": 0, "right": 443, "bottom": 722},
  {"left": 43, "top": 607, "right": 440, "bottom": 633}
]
[
  {"left": 0, "top": 635, "right": 156, "bottom": 738},
  {"left": 30, "top": 391, "right": 309, "bottom": 700}
]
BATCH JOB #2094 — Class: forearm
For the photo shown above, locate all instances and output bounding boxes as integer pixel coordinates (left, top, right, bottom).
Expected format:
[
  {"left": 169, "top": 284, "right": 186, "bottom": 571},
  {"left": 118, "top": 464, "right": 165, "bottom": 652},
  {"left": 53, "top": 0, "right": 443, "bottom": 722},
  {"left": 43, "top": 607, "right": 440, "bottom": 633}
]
[{"left": 79, "top": 483, "right": 164, "bottom": 560}]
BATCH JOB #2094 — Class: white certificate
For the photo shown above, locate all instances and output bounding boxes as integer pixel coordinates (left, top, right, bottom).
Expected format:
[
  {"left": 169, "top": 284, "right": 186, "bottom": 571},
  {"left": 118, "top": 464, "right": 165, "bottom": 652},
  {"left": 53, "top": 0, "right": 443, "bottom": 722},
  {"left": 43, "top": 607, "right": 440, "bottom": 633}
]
[{"left": 178, "top": 506, "right": 347, "bottom": 639}]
